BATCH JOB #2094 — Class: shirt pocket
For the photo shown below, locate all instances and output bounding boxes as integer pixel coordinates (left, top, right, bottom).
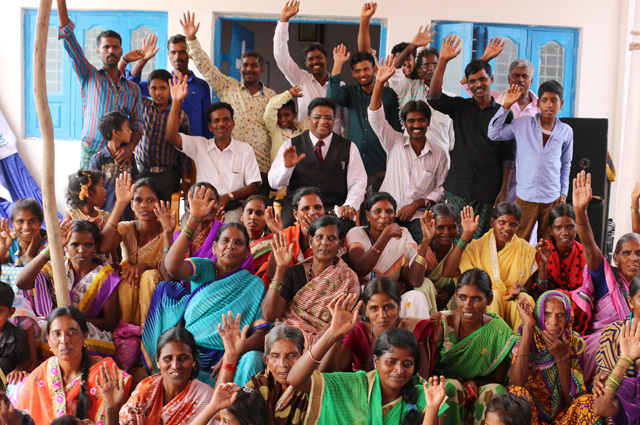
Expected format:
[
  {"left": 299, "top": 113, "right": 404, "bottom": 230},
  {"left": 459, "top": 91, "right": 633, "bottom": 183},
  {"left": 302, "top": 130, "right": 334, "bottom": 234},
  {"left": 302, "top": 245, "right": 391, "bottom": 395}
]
[{"left": 410, "top": 167, "right": 433, "bottom": 197}]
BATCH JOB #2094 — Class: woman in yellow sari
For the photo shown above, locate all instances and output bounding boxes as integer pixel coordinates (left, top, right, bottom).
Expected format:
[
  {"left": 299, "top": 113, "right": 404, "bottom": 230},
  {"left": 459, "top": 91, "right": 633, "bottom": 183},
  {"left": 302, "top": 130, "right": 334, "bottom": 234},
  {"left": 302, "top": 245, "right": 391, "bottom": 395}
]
[
  {"left": 99, "top": 173, "right": 164, "bottom": 329},
  {"left": 443, "top": 202, "right": 537, "bottom": 331}
]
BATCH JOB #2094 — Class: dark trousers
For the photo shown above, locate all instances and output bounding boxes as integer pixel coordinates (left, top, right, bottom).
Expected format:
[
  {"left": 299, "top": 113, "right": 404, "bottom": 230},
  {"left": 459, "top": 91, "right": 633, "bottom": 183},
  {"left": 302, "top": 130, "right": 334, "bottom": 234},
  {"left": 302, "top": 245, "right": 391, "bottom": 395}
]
[{"left": 397, "top": 218, "right": 423, "bottom": 245}]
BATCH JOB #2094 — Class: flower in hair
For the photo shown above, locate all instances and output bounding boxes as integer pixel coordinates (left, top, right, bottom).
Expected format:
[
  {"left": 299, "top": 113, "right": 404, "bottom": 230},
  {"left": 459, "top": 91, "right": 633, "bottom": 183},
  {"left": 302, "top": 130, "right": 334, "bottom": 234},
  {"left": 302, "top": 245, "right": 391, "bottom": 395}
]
[
  {"left": 78, "top": 179, "right": 92, "bottom": 201},
  {"left": 406, "top": 404, "right": 417, "bottom": 411}
]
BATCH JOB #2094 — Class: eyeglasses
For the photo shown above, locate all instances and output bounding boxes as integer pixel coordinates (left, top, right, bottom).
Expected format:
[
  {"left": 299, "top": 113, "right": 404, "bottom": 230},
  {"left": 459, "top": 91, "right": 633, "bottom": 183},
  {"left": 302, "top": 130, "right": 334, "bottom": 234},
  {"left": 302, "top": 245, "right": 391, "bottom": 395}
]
[{"left": 310, "top": 115, "right": 335, "bottom": 123}]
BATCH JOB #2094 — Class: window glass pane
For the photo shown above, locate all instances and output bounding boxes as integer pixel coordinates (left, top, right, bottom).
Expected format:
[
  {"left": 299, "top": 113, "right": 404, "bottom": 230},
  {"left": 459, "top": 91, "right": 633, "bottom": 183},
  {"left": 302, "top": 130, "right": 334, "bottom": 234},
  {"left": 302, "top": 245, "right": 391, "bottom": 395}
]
[
  {"left": 443, "top": 38, "right": 464, "bottom": 94},
  {"left": 84, "top": 26, "right": 105, "bottom": 69},
  {"left": 493, "top": 38, "right": 518, "bottom": 92},
  {"left": 539, "top": 41, "right": 565, "bottom": 85},
  {"left": 46, "top": 26, "right": 62, "bottom": 93},
  {"left": 131, "top": 26, "right": 156, "bottom": 81}
]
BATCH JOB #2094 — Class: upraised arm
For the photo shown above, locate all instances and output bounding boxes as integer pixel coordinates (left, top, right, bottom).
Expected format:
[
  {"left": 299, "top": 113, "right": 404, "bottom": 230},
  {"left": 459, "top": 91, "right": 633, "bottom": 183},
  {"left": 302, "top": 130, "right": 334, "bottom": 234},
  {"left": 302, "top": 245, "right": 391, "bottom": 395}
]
[
  {"left": 430, "top": 35, "right": 461, "bottom": 96},
  {"left": 128, "top": 33, "right": 160, "bottom": 77},
  {"left": 261, "top": 232, "right": 292, "bottom": 321},
  {"left": 56, "top": 0, "right": 70, "bottom": 28},
  {"left": 98, "top": 172, "right": 134, "bottom": 253},
  {"left": 572, "top": 171, "right": 603, "bottom": 270},
  {"left": 370, "top": 54, "right": 395, "bottom": 111},
  {"left": 632, "top": 182, "right": 640, "bottom": 233},
  {"left": 395, "top": 24, "right": 435, "bottom": 69},
  {"left": 460, "top": 37, "right": 505, "bottom": 85},
  {"left": 357, "top": 2, "right": 377, "bottom": 53},
  {"left": 442, "top": 205, "right": 478, "bottom": 277},
  {"left": 166, "top": 73, "right": 189, "bottom": 150},
  {"left": 331, "top": 44, "right": 351, "bottom": 76}
]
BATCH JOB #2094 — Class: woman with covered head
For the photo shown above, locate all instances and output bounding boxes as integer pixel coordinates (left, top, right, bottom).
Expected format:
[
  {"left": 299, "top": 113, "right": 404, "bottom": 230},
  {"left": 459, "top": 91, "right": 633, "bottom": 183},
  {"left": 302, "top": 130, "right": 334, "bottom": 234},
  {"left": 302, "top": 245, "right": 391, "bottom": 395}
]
[
  {"left": 443, "top": 202, "right": 537, "bottom": 331},
  {"left": 262, "top": 214, "right": 360, "bottom": 346},
  {"left": 571, "top": 171, "right": 639, "bottom": 381},
  {"left": 508, "top": 290, "right": 599, "bottom": 424}
]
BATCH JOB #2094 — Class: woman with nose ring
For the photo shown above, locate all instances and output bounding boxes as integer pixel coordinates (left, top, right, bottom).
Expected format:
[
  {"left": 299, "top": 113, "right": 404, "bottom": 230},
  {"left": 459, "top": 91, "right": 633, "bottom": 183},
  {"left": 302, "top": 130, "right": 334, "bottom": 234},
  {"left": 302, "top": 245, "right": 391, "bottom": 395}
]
[
  {"left": 431, "top": 268, "right": 516, "bottom": 425},
  {"left": 346, "top": 192, "right": 436, "bottom": 318},
  {"left": 261, "top": 215, "right": 359, "bottom": 347},
  {"left": 443, "top": 202, "right": 537, "bottom": 332},
  {"left": 216, "top": 314, "right": 309, "bottom": 425},
  {"left": 508, "top": 290, "right": 600, "bottom": 425}
]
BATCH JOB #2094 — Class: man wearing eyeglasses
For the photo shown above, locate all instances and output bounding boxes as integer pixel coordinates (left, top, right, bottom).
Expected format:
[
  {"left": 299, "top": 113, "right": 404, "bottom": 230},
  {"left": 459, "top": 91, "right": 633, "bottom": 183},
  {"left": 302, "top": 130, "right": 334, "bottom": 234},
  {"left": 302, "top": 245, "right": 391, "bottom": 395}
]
[{"left": 269, "top": 97, "right": 367, "bottom": 229}]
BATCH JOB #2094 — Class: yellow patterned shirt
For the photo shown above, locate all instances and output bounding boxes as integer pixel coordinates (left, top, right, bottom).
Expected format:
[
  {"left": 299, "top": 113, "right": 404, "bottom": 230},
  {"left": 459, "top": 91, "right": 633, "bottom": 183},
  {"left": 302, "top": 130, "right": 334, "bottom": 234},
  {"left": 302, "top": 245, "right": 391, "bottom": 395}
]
[{"left": 186, "top": 39, "right": 276, "bottom": 172}]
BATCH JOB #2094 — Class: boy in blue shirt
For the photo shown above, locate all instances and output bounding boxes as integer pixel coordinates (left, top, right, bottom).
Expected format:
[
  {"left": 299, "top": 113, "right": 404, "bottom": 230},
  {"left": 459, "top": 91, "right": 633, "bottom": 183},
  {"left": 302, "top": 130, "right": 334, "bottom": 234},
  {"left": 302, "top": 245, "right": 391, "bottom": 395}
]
[{"left": 488, "top": 80, "right": 573, "bottom": 241}]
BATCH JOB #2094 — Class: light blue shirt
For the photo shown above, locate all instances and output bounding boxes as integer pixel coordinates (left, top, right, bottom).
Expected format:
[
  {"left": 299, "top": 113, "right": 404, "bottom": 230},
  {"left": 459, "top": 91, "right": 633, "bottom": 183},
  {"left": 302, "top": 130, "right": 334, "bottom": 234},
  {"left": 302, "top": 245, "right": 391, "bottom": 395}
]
[{"left": 488, "top": 107, "right": 573, "bottom": 203}]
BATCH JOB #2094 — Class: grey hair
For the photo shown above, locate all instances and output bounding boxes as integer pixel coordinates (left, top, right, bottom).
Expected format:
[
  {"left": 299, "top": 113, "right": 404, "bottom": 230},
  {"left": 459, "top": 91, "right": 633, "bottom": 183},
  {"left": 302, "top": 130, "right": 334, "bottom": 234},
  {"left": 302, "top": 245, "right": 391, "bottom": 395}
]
[
  {"left": 430, "top": 203, "right": 461, "bottom": 226},
  {"left": 265, "top": 324, "right": 304, "bottom": 355},
  {"left": 614, "top": 232, "right": 640, "bottom": 256},
  {"left": 544, "top": 294, "right": 568, "bottom": 312},
  {"left": 509, "top": 59, "right": 534, "bottom": 76}
]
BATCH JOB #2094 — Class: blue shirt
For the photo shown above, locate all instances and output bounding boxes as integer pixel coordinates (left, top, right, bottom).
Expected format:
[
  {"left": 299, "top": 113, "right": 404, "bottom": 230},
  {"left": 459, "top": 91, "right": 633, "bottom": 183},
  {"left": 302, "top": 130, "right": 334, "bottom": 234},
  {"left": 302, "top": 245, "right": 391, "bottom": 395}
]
[
  {"left": 127, "top": 70, "right": 213, "bottom": 138},
  {"left": 488, "top": 107, "right": 573, "bottom": 204}
]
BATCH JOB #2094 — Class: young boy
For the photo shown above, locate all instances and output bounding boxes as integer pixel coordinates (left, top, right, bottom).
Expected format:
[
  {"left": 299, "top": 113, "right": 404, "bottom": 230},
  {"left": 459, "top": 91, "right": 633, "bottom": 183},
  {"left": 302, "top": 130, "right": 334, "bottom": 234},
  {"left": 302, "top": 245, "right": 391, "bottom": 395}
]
[
  {"left": 0, "top": 281, "right": 32, "bottom": 383},
  {"left": 485, "top": 393, "right": 532, "bottom": 425},
  {"left": 89, "top": 111, "right": 140, "bottom": 220},
  {"left": 488, "top": 80, "right": 573, "bottom": 242}
]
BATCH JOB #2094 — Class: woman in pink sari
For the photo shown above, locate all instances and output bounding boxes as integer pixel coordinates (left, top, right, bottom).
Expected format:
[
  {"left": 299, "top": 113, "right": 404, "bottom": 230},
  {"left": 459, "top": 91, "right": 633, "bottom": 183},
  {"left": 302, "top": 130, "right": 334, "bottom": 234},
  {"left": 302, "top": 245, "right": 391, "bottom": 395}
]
[{"left": 572, "top": 171, "right": 639, "bottom": 381}]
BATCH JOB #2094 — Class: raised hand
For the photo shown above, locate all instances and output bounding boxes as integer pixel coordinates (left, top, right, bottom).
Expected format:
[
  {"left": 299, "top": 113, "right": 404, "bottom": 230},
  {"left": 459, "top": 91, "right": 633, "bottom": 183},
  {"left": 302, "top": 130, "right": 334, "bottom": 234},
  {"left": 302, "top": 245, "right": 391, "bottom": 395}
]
[
  {"left": 115, "top": 172, "right": 135, "bottom": 204},
  {"left": 169, "top": 72, "right": 189, "bottom": 102},
  {"left": 572, "top": 171, "right": 592, "bottom": 212},
  {"left": 423, "top": 375, "right": 447, "bottom": 408},
  {"left": 140, "top": 33, "right": 160, "bottom": 60},
  {"left": 542, "top": 330, "right": 570, "bottom": 360},
  {"left": 536, "top": 239, "right": 550, "bottom": 265},
  {"left": 95, "top": 362, "right": 127, "bottom": 409},
  {"left": 188, "top": 186, "right": 217, "bottom": 221},
  {"left": 122, "top": 49, "right": 144, "bottom": 65},
  {"left": 60, "top": 217, "right": 75, "bottom": 247},
  {"left": 619, "top": 318, "right": 640, "bottom": 361},
  {"left": 420, "top": 210, "right": 436, "bottom": 244},
  {"left": 218, "top": 311, "right": 249, "bottom": 359},
  {"left": 154, "top": 200, "right": 177, "bottom": 233},
  {"left": 209, "top": 382, "right": 239, "bottom": 413},
  {"left": 333, "top": 44, "right": 351, "bottom": 68},
  {"left": 460, "top": 205, "right": 479, "bottom": 239},
  {"left": 327, "top": 293, "right": 362, "bottom": 338},
  {"left": 440, "top": 35, "right": 461, "bottom": 62},
  {"left": 481, "top": 36, "right": 506, "bottom": 61},
  {"left": 632, "top": 182, "right": 640, "bottom": 204},
  {"left": 282, "top": 145, "right": 306, "bottom": 168},
  {"left": 361, "top": 2, "right": 377, "bottom": 20},
  {"left": 25, "top": 228, "right": 42, "bottom": 260},
  {"left": 281, "top": 0, "right": 300, "bottom": 22},
  {"left": 411, "top": 24, "right": 436, "bottom": 48},
  {"left": 376, "top": 54, "right": 396, "bottom": 83},
  {"left": 502, "top": 84, "right": 523, "bottom": 109},
  {"left": 516, "top": 297, "right": 536, "bottom": 329},
  {"left": 264, "top": 206, "right": 283, "bottom": 234},
  {"left": 180, "top": 11, "right": 200, "bottom": 41},
  {"left": 0, "top": 218, "right": 13, "bottom": 247},
  {"left": 289, "top": 85, "right": 304, "bottom": 98},
  {"left": 270, "top": 232, "right": 293, "bottom": 268}
]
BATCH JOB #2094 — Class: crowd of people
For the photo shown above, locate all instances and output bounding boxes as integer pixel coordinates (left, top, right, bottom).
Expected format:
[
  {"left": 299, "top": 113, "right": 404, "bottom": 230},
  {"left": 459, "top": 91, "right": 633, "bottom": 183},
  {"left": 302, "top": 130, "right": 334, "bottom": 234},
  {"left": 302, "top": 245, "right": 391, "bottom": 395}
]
[{"left": 1, "top": 0, "right": 639, "bottom": 424}]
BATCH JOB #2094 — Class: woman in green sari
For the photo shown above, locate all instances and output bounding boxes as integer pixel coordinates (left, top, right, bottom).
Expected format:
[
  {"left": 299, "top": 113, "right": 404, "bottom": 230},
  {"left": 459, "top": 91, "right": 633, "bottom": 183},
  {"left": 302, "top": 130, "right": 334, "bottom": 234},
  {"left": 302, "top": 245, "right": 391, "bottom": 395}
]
[
  {"left": 287, "top": 293, "right": 447, "bottom": 425},
  {"left": 431, "top": 268, "right": 517, "bottom": 425}
]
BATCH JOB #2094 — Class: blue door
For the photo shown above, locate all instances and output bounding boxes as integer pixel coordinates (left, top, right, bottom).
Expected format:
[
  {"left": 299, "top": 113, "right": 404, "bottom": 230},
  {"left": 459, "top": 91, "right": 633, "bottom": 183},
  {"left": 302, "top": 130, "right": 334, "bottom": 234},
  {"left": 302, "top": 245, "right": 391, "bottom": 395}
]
[
  {"left": 483, "top": 26, "right": 529, "bottom": 93},
  {"left": 434, "top": 22, "right": 473, "bottom": 96},
  {"left": 224, "top": 22, "right": 255, "bottom": 81}
]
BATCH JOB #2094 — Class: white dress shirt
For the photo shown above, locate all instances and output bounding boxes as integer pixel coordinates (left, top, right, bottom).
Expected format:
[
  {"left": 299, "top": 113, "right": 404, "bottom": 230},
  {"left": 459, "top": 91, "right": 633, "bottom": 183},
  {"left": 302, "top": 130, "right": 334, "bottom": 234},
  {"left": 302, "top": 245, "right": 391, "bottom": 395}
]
[
  {"left": 179, "top": 134, "right": 262, "bottom": 194},
  {"left": 268, "top": 132, "right": 368, "bottom": 210}
]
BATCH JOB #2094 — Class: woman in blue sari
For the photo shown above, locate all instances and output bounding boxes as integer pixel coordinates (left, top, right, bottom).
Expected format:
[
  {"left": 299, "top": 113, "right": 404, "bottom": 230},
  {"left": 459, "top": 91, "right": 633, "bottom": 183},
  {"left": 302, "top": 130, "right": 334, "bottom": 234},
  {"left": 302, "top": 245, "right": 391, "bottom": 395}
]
[{"left": 141, "top": 186, "right": 269, "bottom": 386}]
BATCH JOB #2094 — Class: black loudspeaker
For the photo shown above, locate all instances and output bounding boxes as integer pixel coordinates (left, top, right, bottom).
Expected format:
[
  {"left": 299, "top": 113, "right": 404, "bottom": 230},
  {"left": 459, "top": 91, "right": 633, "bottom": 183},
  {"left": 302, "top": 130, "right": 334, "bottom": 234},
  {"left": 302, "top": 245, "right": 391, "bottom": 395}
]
[{"left": 560, "top": 118, "right": 609, "bottom": 249}]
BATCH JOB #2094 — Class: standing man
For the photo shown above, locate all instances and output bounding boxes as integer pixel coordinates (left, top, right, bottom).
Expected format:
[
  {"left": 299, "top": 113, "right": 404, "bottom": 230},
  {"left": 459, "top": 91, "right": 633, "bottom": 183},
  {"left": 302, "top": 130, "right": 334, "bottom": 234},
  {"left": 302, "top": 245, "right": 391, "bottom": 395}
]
[
  {"left": 181, "top": 12, "right": 275, "bottom": 196},
  {"left": 269, "top": 97, "right": 367, "bottom": 230},
  {"left": 56, "top": 0, "right": 143, "bottom": 168},
  {"left": 125, "top": 33, "right": 214, "bottom": 139},
  {"left": 327, "top": 46, "right": 401, "bottom": 192},
  {"left": 166, "top": 75, "right": 261, "bottom": 223},
  {"left": 428, "top": 35, "right": 516, "bottom": 239},
  {"left": 274, "top": 0, "right": 346, "bottom": 134}
]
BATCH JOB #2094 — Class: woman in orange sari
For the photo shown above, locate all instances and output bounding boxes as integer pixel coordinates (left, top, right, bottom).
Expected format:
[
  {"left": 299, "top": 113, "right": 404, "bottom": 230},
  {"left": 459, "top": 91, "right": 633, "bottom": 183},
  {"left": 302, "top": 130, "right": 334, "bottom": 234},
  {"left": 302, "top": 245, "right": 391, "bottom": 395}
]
[{"left": 17, "top": 307, "right": 131, "bottom": 425}]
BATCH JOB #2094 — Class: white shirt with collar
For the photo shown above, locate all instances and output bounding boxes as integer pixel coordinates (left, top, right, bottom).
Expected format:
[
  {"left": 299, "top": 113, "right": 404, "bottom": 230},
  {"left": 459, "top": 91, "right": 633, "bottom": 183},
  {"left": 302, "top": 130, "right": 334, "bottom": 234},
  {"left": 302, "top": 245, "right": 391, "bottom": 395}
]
[
  {"left": 178, "top": 133, "right": 262, "bottom": 195},
  {"left": 268, "top": 131, "right": 368, "bottom": 210}
]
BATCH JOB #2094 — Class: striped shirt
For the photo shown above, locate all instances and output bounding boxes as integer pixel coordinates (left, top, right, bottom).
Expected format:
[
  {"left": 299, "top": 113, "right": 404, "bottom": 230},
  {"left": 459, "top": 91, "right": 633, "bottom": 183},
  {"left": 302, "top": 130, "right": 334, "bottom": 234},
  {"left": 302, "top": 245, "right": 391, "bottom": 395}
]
[
  {"left": 59, "top": 21, "right": 143, "bottom": 152},
  {"left": 136, "top": 97, "right": 192, "bottom": 171}
]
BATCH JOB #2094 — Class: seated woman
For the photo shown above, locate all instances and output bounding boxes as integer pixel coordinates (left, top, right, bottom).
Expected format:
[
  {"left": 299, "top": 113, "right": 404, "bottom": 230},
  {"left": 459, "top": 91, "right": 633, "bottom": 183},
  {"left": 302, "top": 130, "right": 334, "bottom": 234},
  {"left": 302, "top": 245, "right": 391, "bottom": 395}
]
[
  {"left": 443, "top": 202, "right": 537, "bottom": 331},
  {"left": 346, "top": 192, "right": 436, "bottom": 318},
  {"left": 508, "top": 290, "right": 599, "bottom": 424},
  {"left": 432, "top": 268, "right": 516, "bottom": 425},
  {"left": 16, "top": 219, "right": 119, "bottom": 359},
  {"left": 17, "top": 306, "right": 131, "bottom": 424},
  {"left": 417, "top": 203, "right": 460, "bottom": 313},
  {"left": 0, "top": 198, "right": 48, "bottom": 270},
  {"left": 593, "top": 318, "right": 640, "bottom": 425},
  {"left": 240, "top": 195, "right": 273, "bottom": 281},
  {"left": 596, "top": 275, "right": 640, "bottom": 379},
  {"left": 263, "top": 187, "right": 325, "bottom": 282},
  {"left": 262, "top": 215, "right": 360, "bottom": 346},
  {"left": 571, "top": 171, "right": 638, "bottom": 381},
  {"left": 217, "top": 315, "right": 309, "bottom": 425},
  {"left": 142, "top": 186, "right": 268, "bottom": 386},
  {"left": 287, "top": 293, "right": 447, "bottom": 424},
  {"left": 99, "top": 173, "right": 165, "bottom": 329},
  {"left": 120, "top": 327, "right": 215, "bottom": 425},
  {"left": 321, "top": 276, "right": 435, "bottom": 378}
]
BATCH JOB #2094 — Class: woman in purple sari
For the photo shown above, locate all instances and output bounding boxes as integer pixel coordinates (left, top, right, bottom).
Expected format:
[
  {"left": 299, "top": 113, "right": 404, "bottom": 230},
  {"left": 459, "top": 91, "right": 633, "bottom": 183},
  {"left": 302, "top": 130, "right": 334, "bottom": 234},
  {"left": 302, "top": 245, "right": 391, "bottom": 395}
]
[{"left": 571, "top": 171, "right": 638, "bottom": 381}]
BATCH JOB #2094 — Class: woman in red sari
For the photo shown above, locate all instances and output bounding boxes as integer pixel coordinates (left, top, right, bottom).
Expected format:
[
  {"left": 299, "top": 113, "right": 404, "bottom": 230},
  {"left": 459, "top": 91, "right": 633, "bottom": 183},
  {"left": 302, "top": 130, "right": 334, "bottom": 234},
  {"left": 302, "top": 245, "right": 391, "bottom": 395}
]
[{"left": 241, "top": 195, "right": 273, "bottom": 282}]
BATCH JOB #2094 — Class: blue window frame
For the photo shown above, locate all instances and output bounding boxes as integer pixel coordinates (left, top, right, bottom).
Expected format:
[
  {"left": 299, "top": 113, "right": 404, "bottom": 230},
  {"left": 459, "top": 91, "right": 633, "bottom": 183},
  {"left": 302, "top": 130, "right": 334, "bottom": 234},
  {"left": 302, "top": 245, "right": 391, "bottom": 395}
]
[
  {"left": 435, "top": 22, "right": 578, "bottom": 117},
  {"left": 24, "top": 10, "right": 168, "bottom": 139}
]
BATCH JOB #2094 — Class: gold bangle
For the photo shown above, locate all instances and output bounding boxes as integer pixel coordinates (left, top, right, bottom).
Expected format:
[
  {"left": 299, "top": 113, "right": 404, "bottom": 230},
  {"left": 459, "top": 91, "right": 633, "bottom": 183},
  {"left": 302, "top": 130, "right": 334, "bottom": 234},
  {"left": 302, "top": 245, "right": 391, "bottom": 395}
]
[
  {"left": 227, "top": 192, "right": 235, "bottom": 201},
  {"left": 269, "top": 283, "right": 283, "bottom": 291},
  {"left": 632, "top": 207, "right": 640, "bottom": 214},
  {"left": 308, "top": 347, "right": 322, "bottom": 363},
  {"left": 414, "top": 255, "right": 427, "bottom": 267}
]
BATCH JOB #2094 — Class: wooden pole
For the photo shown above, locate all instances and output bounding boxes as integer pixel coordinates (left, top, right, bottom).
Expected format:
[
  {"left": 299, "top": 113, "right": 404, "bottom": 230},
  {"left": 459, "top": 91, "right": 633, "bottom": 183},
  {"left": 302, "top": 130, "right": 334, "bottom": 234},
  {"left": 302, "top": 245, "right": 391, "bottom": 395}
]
[{"left": 33, "top": 0, "right": 70, "bottom": 307}]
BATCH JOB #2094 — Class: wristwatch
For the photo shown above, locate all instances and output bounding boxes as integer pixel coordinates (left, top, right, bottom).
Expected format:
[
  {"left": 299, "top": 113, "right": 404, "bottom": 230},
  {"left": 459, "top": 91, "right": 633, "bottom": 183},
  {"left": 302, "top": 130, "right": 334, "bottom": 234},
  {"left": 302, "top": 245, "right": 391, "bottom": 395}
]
[{"left": 228, "top": 192, "right": 235, "bottom": 200}]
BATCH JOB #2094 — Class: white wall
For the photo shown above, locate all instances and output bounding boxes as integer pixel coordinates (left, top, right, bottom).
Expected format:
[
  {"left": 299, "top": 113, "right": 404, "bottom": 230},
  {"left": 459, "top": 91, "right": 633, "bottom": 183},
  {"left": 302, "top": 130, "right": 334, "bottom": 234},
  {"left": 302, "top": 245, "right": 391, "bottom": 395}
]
[{"left": 1, "top": 0, "right": 635, "bottom": 234}]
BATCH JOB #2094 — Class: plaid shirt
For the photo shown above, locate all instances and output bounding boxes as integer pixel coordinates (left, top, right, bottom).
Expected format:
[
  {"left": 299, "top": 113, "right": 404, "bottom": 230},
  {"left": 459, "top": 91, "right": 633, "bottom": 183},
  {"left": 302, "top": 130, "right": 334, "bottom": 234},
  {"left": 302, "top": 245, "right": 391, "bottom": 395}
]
[
  {"left": 58, "top": 21, "right": 143, "bottom": 152},
  {"left": 136, "top": 98, "right": 192, "bottom": 172}
]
